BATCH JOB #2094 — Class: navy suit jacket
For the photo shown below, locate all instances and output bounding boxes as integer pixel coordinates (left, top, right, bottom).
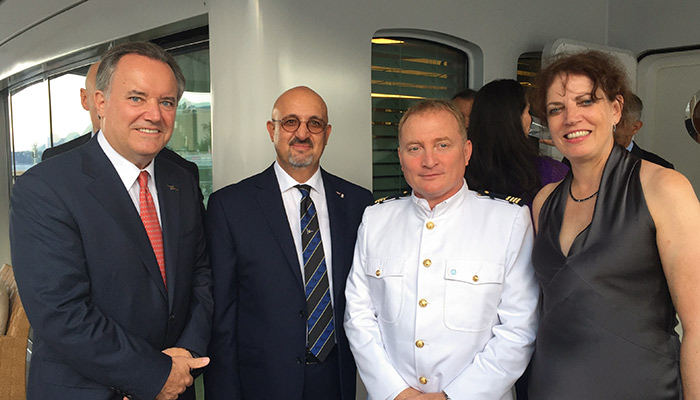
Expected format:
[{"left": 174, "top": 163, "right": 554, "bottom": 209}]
[
  {"left": 10, "top": 136, "right": 212, "bottom": 400},
  {"left": 630, "top": 141, "right": 675, "bottom": 169},
  {"left": 204, "top": 164, "right": 373, "bottom": 400}
]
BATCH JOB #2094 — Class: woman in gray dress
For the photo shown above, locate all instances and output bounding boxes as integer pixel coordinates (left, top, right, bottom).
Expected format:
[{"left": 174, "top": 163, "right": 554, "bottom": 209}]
[{"left": 527, "top": 50, "right": 700, "bottom": 399}]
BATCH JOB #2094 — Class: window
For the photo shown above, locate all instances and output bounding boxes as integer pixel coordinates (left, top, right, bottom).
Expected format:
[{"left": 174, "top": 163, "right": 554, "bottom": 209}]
[{"left": 371, "top": 37, "right": 469, "bottom": 199}]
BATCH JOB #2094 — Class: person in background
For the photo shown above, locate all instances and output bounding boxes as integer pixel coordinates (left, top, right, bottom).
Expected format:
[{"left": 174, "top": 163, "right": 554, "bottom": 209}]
[
  {"left": 528, "top": 50, "right": 700, "bottom": 399},
  {"left": 345, "top": 100, "right": 539, "bottom": 400},
  {"left": 10, "top": 41, "right": 212, "bottom": 400},
  {"left": 205, "top": 86, "right": 373, "bottom": 400},
  {"left": 614, "top": 93, "right": 674, "bottom": 169},
  {"left": 451, "top": 89, "right": 477, "bottom": 129},
  {"left": 465, "top": 79, "right": 568, "bottom": 209}
]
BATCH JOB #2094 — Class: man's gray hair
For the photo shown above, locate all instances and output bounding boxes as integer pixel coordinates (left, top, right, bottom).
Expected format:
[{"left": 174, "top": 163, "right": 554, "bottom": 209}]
[
  {"left": 96, "top": 41, "right": 186, "bottom": 101},
  {"left": 623, "top": 93, "right": 643, "bottom": 125}
]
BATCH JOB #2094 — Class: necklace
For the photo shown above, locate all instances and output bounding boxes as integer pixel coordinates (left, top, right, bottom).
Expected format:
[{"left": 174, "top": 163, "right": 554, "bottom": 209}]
[{"left": 569, "top": 183, "right": 599, "bottom": 202}]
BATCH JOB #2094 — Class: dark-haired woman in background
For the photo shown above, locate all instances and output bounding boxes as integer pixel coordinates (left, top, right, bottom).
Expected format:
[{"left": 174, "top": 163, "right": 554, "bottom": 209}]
[
  {"left": 465, "top": 79, "right": 568, "bottom": 209},
  {"left": 528, "top": 50, "right": 700, "bottom": 399}
]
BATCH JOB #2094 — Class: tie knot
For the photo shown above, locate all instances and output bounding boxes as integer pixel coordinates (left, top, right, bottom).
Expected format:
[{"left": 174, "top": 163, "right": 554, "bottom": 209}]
[
  {"left": 138, "top": 171, "right": 150, "bottom": 189},
  {"left": 296, "top": 184, "right": 311, "bottom": 197}
]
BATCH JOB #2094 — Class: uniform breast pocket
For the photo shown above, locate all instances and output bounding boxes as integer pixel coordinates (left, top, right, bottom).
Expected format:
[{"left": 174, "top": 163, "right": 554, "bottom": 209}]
[
  {"left": 364, "top": 258, "right": 405, "bottom": 324},
  {"left": 444, "top": 260, "right": 504, "bottom": 332}
]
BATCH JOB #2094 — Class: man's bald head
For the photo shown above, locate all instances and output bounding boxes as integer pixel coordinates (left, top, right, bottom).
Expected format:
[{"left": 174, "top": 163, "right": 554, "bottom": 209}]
[{"left": 81, "top": 61, "right": 101, "bottom": 133}]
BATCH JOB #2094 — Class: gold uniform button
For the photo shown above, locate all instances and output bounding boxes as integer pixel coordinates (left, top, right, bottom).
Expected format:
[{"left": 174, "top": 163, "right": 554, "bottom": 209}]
[
  {"left": 426, "top": 221, "right": 435, "bottom": 230},
  {"left": 419, "top": 376, "right": 428, "bottom": 385},
  {"left": 422, "top": 259, "right": 432, "bottom": 267},
  {"left": 375, "top": 270, "right": 381, "bottom": 277},
  {"left": 415, "top": 340, "right": 424, "bottom": 348},
  {"left": 418, "top": 299, "right": 428, "bottom": 308},
  {"left": 472, "top": 274, "right": 479, "bottom": 282}
]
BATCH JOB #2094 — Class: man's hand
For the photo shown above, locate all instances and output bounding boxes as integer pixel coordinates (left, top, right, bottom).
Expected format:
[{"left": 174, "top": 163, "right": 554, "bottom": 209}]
[
  {"left": 162, "top": 347, "right": 193, "bottom": 358},
  {"left": 155, "top": 353, "right": 210, "bottom": 400},
  {"left": 395, "top": 387, "right": 422, "bottom": 400}
]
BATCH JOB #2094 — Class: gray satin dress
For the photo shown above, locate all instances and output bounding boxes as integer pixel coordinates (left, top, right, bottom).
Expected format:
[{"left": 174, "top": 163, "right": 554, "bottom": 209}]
[{"left": 528, "top": 145, "right": 681, "bottom": 399}]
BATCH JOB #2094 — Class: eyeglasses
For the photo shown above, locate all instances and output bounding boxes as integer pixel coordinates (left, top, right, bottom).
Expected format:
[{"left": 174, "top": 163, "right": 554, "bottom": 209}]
[{"left": 272, "top": 117, "right": 327, "bottom": 134}]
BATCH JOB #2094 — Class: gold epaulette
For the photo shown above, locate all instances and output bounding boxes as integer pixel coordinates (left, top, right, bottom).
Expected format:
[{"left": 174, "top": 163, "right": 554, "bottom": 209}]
[
  {"left": 374, "top": 190, "right": 410, "bottom": 205},
  {"left": 476, "top": 189, "right": 523, "bottom": 206}
]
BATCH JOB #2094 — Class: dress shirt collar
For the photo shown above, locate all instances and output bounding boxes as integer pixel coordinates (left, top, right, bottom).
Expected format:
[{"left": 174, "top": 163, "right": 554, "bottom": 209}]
[
  {"left": 273, "top": 161, "right": 324, "bottom": 197},
  {"left": 97, "top": 131, "right": 156, "bottom": 191},
  {"left": 411, "top": 179, "right": 469, "bottom": 217},
  {"left": 626, "top": 141, "right": 635, "bottom": 152}
]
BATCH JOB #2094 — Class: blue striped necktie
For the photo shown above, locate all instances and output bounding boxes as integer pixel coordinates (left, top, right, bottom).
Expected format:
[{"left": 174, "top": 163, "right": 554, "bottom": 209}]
[{"left": 296, "top": 184, "right": 335, "bottom": 362}]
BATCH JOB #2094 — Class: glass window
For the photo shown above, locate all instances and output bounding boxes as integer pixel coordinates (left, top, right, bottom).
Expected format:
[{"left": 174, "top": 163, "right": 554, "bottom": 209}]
[
  {"left": 371, "top": 37, "right": 468, "bottom": 199},
  {"left": 10, "top": 80, "right": 50, "bottom": 177},
  {"left": 49, "top": 71, "right": 92, "bottom": 147},
  {"left": 171, "top": 46, "right": 212, "bottom": 202}
]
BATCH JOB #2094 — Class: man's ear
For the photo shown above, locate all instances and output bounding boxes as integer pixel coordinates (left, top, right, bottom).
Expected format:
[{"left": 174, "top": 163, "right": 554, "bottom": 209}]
[
  {"left": 80, "top": 88, "right": 89, "bottom": 111},
  {"left": 95, "top": 91, "right": 106, "bottom": 118},
  {"left": 631, "top": 120, "right": 643, "bottom": 136}
]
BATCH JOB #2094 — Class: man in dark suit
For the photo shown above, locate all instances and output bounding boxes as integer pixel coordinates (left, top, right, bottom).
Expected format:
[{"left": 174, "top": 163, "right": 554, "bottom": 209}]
[
  {"left": 615, "top": 93, "right": 675, "bottom": 169},
  {"left": 205, "top": 86, "right": 373, "bottom": 400},
  {"left": 10, "top": 41, "right": 212, "bottom": 400},
  {"left": 42, "top": 61, "right": 201, "bottom": 185}
]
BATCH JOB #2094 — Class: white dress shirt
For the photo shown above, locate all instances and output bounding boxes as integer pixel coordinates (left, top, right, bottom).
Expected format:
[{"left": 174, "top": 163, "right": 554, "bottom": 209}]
[
  {"left": 344, "top": 181, "right": 539, "bottom": 400},
  {"left": 97, "top": 131, "right": 161, "bottom": 225},
  {"left": 273, "top": 162, "right": 334, "bottom": 305}
]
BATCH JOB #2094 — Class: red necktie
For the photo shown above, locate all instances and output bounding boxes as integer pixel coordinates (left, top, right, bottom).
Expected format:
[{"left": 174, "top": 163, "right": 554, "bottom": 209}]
[{"left": 138, "top": 171, "right": 166, "bottom": 289}]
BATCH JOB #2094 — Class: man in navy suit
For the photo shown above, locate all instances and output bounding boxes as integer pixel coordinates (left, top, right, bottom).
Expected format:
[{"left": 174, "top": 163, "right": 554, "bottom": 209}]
[
  {"left": 10, "top": 41, "right": 212, "bottom": 400},
  {"left": 614, "top": 93, "right": 674, "bottom": 169},
  {"left": 205, "top": 86, "right": 373, "bottom": 400}
]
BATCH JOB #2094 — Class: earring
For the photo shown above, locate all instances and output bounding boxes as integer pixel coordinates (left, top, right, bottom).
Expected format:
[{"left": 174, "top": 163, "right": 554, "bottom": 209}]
[{"left": 613, "top": 124, "right": 617, "bottom": 133}]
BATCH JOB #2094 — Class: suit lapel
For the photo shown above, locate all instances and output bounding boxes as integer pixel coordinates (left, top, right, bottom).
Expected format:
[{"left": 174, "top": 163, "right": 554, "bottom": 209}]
[
  {"left": 254, "top": 166, "right": 304, "bottom": 289},
  {"left": 321, "top": 170, "right": 349, "bottom": 306},
  {"left": 82, "top": 139, "right": 168, "bottom": 301},
  {"left": 155, "top": 155, "right": 180, "bottom": 310}
]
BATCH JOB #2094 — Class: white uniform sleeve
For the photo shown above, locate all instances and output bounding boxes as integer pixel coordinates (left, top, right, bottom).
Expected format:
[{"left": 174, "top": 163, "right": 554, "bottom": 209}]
[
  {"left": 443, "top": 206, "right": 539, "bottom": 399},
  {"left": 344, "top": 212, "right": 410, "bottom": 400}
]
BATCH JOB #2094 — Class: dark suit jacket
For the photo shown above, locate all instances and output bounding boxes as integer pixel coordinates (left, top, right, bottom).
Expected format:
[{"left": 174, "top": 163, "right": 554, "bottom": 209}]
[
  {"left": 42, "top": 132, "right": 201, "bottom": 184},
  {"left": 630, "top": 141, "right": 675, "bottom": 169},
  {"left": 41, "top": 132, "right": 92, "bottom": 160},
  {"left": 204, "top": 164, "right": 373, "bottom": 400},
  {"left": 10, "top": 136, "right": 213, "bottom": 400}
]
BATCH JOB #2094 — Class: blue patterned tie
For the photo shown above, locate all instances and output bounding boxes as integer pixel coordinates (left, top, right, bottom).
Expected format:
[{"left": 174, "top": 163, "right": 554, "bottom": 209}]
[{"left": 296, "top": 184, "right": 335, "bottom": 362}]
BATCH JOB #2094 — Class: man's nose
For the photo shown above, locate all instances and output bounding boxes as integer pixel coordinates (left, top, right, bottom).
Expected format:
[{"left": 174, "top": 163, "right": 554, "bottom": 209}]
[{"left": 143, "top": 99, "right": 162, "bottom": 122}]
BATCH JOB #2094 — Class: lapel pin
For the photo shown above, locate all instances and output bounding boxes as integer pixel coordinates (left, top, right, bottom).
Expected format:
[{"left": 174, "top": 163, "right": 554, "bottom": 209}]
[
  {"left": 336, "top": 191, "right": 344, "bottom": 198},
  {"left": 167, "top": 184, "right": 179, "bottom": 191}
]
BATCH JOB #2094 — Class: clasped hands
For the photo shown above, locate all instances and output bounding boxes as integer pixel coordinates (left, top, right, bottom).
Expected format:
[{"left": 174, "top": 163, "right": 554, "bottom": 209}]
[
  {"left": 395, "top": 387, "right": 447, "bottom": 400},
  {"left": 123, "top": 347, "right": 209, "bottom": 400}
]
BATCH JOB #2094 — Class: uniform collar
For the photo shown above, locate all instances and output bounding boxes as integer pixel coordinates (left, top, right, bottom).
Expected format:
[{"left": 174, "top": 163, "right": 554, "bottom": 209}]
[{"left": 411, "top": 179, "right": 469, "bottom": 217}]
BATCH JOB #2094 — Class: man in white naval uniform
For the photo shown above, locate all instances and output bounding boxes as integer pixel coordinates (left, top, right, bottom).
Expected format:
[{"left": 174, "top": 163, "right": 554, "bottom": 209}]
[{"left": 344, "top": 100, "right": 539, "bottom": 400}]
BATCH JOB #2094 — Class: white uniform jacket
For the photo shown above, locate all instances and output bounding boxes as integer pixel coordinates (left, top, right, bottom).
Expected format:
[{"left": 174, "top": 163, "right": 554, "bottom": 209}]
[{"left": 344, "top": 183, "right": 539, "bottom": 400}]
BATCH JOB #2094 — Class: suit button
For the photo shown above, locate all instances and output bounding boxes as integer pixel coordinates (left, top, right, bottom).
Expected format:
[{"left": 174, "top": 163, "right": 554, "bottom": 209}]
[
  {"left": 426, "top": 221, "right": 434, "bottom": 230},
  {"left": 472, "top": 274, "right": 479, "bottom": 282},
  {"left": 169, "top": 313, "right": 175, "bottom": 321},
  {"left": 418, "top": 299, "right": 428, "bottom": 308},
  {"left": 375, "top": 269, "right": 381, "bottom": 277},
  {"left": 296, "top": 357, "right": 303, "bottom": 364},
  {"left": 422, "top": 259, "right": 431, "bottom": 267},
  {"left": 299, "top": 310, "right": 305, "bottom": 317},
  {"left": 415, "top": 340, "right": 424, "bottom": 348},
  {"left": 419, "top": 376, "right": 428, "bottom": 384}
]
